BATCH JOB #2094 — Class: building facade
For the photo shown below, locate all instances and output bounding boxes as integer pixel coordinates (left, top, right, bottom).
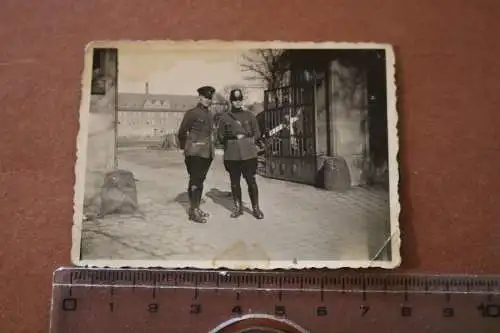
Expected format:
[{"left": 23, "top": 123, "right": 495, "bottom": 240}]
[
  {"left": 116, "top": 83, "right": 230, "bottom": 147},
  {"left": 116, "top": 83, "right": 198, "bottom": 146},
  {"left": 260, "top": 49, "right": 389, "bottom": 189}
]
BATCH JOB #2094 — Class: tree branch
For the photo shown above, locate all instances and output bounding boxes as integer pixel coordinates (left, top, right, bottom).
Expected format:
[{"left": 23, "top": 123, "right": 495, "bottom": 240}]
[{"left": 239, "top": 48, "right": 289, "bottom": 89}]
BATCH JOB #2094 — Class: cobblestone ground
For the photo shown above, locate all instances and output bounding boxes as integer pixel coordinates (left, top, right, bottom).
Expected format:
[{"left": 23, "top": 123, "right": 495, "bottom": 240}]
[{"left": 80, "top": 147, "right": 392, "bottom": 264}]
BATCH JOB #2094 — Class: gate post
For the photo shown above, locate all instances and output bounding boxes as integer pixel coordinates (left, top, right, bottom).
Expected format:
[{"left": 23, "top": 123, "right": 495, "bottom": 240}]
[{"left": 84, "top": 48, "right": 119, "bottom": 208}]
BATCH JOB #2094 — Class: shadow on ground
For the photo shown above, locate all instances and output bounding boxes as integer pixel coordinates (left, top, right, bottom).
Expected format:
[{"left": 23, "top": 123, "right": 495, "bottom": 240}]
[
  {"left": 206, "top": 188, "right": 253, "bottom": 214},
  {"left": 173, "top": 192, "right": 207, "bottom": 213}
]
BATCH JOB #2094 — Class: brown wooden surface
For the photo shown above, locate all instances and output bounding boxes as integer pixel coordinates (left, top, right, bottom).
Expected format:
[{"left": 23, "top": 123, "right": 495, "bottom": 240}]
[{"left": 0, "top": 1, "right": 499, "bottom": 332}]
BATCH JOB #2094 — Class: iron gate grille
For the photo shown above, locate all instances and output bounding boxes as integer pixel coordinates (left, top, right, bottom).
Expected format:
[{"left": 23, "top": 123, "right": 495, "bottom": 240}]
[{"left": 259, "top": 82, "right": 317, "bottom": 185}]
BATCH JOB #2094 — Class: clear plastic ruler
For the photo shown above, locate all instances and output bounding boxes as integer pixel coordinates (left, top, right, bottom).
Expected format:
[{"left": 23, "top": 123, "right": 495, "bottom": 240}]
[{"left": 50, "top": 267, "right": 500, "bottom": 332}]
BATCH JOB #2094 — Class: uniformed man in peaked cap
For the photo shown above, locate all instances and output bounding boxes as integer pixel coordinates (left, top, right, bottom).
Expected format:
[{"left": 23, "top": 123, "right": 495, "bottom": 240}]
[
  {"left": 217, "top": 88, "right": 264, "bottom": 219},
  {"left": 177, "top": 85, "right": 217, "bottom": 223}
]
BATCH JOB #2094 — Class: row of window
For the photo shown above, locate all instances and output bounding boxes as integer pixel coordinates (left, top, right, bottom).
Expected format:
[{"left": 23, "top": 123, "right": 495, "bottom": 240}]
[
  {"left": 120, "top": 102, "right": 193, "bottom": 109},
  {"left": 118, "top": 111, "right": 183, "bottom": 119},
  {"left": 144, "top": 100, "right": 171, "bottom": 108},
  {"left": 118, "top": 128, "right": 172, "bottom": 135},
  {"left": 117, "top": 108, "right": 227, "bottom": 119},
  {"left": 118, "top": 119, "right": 181, "bottom": 126}
]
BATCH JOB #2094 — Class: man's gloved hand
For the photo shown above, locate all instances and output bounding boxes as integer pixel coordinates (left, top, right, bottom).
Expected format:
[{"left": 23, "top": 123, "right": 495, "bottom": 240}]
[{"left": 236, "top": 134, "right": 245, "bottom": 139}]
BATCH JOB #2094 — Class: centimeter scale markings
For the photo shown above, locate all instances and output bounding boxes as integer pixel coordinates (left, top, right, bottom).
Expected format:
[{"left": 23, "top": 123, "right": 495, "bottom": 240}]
[{"left": 50, "top": 267, "right": 500, "bottom": 333}]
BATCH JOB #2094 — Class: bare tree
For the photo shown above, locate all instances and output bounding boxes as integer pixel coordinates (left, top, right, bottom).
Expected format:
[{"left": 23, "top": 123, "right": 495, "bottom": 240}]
[
  {"left": 240, "top": 49, "right": 289, "bottom": 88},
  {"left": 239, "top": 49, "right": 291, "bottom": 107},
  {"left": 212, "top": 91, "right": 227, "bottom": 103}
]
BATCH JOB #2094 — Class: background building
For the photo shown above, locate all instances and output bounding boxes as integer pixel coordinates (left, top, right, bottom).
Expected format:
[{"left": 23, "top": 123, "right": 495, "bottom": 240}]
[{"left": 117, "top": 83, "right": 200, "bottom": 147}]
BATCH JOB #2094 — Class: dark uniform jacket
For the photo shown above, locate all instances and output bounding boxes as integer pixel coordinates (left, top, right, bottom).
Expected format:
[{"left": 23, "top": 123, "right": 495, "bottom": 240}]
[
  {"left": 177, "top": 103, "right": 215, "bottom": 159},
  {"left": 217, "top": 108, "right": 261, "bottom": 161}
]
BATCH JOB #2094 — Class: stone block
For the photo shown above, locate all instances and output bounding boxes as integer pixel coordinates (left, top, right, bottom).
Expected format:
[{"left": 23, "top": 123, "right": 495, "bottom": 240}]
[{"left": 318, "top": 156, "right": 352, "bottom": 192}]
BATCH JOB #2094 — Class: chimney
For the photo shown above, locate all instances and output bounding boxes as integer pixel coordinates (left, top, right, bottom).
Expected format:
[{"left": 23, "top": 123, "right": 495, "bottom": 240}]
[{"left": 145, "top": 82, "right": 150, "bottom": 96}]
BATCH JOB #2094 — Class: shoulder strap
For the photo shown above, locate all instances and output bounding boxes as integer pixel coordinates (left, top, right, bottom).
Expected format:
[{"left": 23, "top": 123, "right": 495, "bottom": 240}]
[{"left": 226, "top": 112, "right": 251, "bottom": 136}]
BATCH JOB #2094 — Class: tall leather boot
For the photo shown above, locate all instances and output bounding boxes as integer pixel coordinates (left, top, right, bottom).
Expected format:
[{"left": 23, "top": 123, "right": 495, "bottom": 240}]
[
  {"left": 197, "top": 185, "right": 209, "bottom": 218},
  {"left": 248, "top": 182, "right": 264, "bottom": 219},
  {"left": 188, "top": 185, "right": 207, "bottom": 223},
  {"left": 230, "top": 184, "right": 243, "bottom": 218}
]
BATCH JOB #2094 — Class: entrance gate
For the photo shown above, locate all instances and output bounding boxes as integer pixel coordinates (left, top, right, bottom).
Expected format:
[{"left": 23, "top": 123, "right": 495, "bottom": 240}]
[{"left": 259, "top": 81, "right": 318, "bottom": 185}]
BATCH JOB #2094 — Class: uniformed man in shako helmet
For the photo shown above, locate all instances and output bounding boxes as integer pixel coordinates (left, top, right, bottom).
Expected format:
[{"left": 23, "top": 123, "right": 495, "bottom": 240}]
[
  {"left": 217, "top": 88, "right": 264, "bottom": 219},
  {"left": 177, "top": 85, "right": 217, "bottom": 223}
]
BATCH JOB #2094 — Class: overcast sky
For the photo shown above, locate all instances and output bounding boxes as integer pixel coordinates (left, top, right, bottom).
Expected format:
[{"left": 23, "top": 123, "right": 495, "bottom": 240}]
[{"left": 117, "top": 47, "right": 265, "bottom": 103}]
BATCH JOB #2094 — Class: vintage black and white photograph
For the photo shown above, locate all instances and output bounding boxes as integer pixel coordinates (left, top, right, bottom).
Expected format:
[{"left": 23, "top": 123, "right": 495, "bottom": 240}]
[{"left": 72, "top": 40, "right": 400, "bottom": 269}]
